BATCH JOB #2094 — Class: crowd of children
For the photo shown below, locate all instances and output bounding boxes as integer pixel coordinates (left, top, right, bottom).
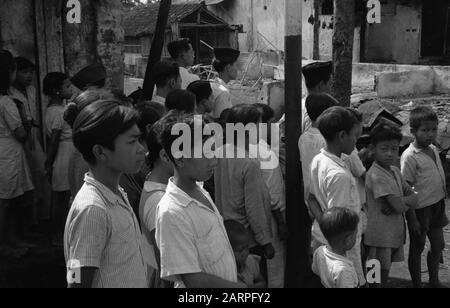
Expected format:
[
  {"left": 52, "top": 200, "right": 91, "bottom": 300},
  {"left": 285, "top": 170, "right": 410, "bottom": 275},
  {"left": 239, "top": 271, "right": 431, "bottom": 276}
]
[{"left": 0, "top": 38, "right": 448, "bottom": 288}]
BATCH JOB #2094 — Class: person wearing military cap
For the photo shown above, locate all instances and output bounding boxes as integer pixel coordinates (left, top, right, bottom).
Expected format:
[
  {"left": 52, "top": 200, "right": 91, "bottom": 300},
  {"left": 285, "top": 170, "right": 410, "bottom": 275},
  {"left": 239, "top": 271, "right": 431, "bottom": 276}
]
[
  {"left": 210, "top": 47, "right": 241, "bottom": 119},
  {"left": 70, "top": 63, "right": 107, "bottom": 92},
  {"left": 273, "top": 61, "right": 333, "bottom": 179}
]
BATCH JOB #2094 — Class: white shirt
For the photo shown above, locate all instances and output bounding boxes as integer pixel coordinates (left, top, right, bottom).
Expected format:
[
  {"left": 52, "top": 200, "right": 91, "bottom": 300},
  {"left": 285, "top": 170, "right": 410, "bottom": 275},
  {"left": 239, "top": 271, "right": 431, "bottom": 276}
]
[
  {"left": 312, "top": 246, "right": 359, "bottom": 288},
  {"left": 211, "top": 77, "right": 233, "bottom": 118},
  {"left": 64, "top": 173, "right": 148, "bottom": 288},
  {"left": 310, "top": 149, "right": 361, "bottom": 244},
  {"left": 139, "top": 181, "right": 167, "bottom": 271},
  {"left": 179, "top": 67, "right": 200, "bottom": 90},
  {"left": 248, "top": 140, "right": 286, "bottom": 212},
  {"left": 401, "top": 143, "right": 447, "bottom": 208},
  {"left": 298, "top": 127, "right": 326, "bottom": 205},
  {"left": 152, "top": 95, "right": 166, "bottom": 107},
  {"left": 156, "top": 178, "right": 238, "bottom": 288}
]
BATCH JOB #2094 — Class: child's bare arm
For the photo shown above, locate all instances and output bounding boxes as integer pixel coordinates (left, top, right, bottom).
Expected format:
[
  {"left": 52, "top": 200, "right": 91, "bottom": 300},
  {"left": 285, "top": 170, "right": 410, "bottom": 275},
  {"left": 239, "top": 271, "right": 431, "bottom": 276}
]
[
  {"left": 308, "top": 193, "right": 323, "bottom": 221},
  {"left": 381, "top": 195, "right": 410, "bottom": 214}
]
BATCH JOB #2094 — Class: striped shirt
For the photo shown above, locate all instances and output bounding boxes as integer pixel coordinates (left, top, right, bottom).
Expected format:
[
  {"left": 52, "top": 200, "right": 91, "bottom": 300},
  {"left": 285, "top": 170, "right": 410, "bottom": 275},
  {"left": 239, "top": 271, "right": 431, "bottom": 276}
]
[
  {"left": 64, "top": 173, "right": 148, "bottom": 288},
  {"left": 156, "top": 178, "right": 238, "bottom": 288}
]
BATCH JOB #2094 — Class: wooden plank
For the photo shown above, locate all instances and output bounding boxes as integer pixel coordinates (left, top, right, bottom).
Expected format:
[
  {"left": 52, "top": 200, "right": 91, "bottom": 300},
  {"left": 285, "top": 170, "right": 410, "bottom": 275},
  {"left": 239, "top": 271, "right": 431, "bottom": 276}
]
[
  {"left": 33, "top": 0, "right": 49, "bottom": 147},
  {"left": 44, "top": 0, "right": 65, "bottom": 73}
]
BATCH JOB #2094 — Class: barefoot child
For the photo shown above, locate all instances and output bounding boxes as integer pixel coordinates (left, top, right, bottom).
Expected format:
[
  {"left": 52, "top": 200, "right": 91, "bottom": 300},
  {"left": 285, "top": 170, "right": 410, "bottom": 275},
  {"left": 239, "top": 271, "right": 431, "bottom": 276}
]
[
  {"left": 401, "top": 107, "right": 449, "bottom": 288},
  {"left": 365, "top": 124, "right": 418, "bottom": 287}
]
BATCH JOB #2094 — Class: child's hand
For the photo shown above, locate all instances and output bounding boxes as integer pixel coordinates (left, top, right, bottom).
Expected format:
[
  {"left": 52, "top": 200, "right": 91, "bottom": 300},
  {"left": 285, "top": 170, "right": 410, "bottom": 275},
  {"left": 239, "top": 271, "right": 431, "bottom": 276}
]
[
  {"left": 408, "top": 218, "right": 422, "bottom": 238},
  {"left": 263, "top": 243, "right": 275, "bottom": 260},
  {"left": 381, "top": 204, "right": 393, "bottom": 216}
]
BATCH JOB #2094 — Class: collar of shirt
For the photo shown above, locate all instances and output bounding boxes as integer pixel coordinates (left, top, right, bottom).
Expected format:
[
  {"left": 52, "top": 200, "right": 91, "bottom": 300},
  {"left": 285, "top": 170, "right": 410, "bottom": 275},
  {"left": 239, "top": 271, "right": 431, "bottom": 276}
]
[
  {"left": 143, "top": 181, "right": 167, "bottom": 193},
  {"left": 213, "top": 77, "right": 227, "bottom": 87},
  {"left": 409, "top": 142, "right": 433, "bottom": 154},
  {"left": 306, "top": 127, "right": 321, "bottom": 135},
  {"left": 152, "top": 95, "right": 166, "bottom": 106},
  {"left": 166, "top": 178, "right": 215, "bottom": 212},
  {"left": 320, "top": 148, "right": 349, "bottom": 170},
  {"left": 84, "top": 173, "right": 132, "bottom": 210}
]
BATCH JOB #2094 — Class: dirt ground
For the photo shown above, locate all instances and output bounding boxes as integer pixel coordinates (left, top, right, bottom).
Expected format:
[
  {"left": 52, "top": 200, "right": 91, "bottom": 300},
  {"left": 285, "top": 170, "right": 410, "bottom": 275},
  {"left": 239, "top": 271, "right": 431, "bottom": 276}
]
[{"left": 388, "top": 200, "right": 450, "bottom": 288}]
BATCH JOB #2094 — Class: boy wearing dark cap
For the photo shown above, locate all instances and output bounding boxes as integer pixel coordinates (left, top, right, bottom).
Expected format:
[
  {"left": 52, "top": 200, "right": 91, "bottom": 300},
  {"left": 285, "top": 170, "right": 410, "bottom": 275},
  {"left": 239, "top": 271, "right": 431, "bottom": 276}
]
[
  {"left": 71, "top": 63, "right": 107, "bottom": 92},
  {"left": 211, "top": 47, "right": 241, "bottom": 119}
]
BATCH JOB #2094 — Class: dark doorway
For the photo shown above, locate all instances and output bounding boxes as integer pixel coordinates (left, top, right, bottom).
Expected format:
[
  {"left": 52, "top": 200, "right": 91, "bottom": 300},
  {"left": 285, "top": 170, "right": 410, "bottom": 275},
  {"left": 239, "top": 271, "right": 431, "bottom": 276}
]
[{"left": 421, "top": 0, "right": 449, "bottom": 58}]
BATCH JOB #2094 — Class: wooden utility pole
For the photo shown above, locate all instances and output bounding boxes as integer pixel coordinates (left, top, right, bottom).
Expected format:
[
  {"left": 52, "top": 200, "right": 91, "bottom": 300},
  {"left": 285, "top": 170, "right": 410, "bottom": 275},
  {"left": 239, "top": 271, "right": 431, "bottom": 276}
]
[
  {"left": 284, "top": 0, "right": 312, "bottom": 288},
  {"left": 313, "top": 0, "right": 321, "bottom": 60},
  {"left": 142, "top": 0, "right": 172, "bottom": 100},
  {"left": 332, "top": 0, "right": 355, "bottom": 106}
]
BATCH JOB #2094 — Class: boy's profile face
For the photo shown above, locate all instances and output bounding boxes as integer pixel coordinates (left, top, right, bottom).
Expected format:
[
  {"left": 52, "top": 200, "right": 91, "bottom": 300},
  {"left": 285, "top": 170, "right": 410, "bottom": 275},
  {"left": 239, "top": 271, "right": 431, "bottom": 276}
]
[
  {"left": 103, "top": 124, "right": 146, "bottom": 174},
  {"left": 181, "top": 44, "right": 195, "bottom": 67},
  {"left": 16, "top": 68, "right": 33, "bottom": 87},
  {"left": 343, "top": 229, "right": 358, "bottom": 251},
  {"left": 60, "top": 79, "right": 74, "bottom": 100},
  {"left": 341, "top": 124, "right": 361, "bottom": 155},
  {"left": 180, "top": 137, "right": 218, "bottom": 182},
  {"left": 226, "top": 62, "right": 239, "bottom": 80},
  {"left": 373, "top": 139, "right": 399, "bottom": 168},
  {"left": 412, "top": 120, "right": 438, "bottom": 148}
]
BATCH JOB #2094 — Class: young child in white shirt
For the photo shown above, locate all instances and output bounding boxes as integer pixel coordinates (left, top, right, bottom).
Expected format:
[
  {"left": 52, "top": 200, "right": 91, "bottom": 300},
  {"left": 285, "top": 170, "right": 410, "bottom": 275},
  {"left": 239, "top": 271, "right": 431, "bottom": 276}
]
[
  {"left": 313, "top": 207, "right": 360, "bottom": 288},
  {"left": 310, "top": 106, "right": 366, "bottom": 286}
]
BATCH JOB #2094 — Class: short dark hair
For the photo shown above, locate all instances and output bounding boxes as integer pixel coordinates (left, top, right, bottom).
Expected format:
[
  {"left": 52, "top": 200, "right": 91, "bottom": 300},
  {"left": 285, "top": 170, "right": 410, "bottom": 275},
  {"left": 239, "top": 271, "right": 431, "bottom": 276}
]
[
  {"left": 153, "top": 61, "right": 180, "bottom": 88},
  {"left": 154, "top": 111, "right": 212, "bottom": 163},
  {"left": 347, "top": 107, "right": 363, "bottom": 123},
  {"left": 255, "top": 103, "right": 275, "bottom": 123},
  {"left": 187, "top": 80, "right": 213, "bottom": 104},
  {"left": 317, "top": 106, "right": 359, "bottom": 142},
  {"left": 165, "top": 89, "right": 196, "bottom": 113},
  {"left": 226, "top": 104, "right": 262, "bottom": 126},
  {"left": 15, "top": 57, "right": 35, "bottom": 71},
  {"left": 370, "top": 123, "right": 402, "bottom": 146},
  {"left": 167, "top": 39, "right": 192, "bottom": 59},
  {"left": 410, "top": 106, "right": 438, "bottom": 131},
  {"left": 72, "top": 100, "right": 139, "bottom": 164},
  {"left": 0, "top": 50, "right": 16, "bottom": 95},
  {"left": 135, "top": 101, "right": 165, "bottom": 138},
  {"left": 305, "top": 93, "right": 339, "bottom": 122},
  {"left": 212, "top": 60, "right": 228, "bottom": 73},
  {"left": 43, "top": 72, "right": 68, "bottom": 96},
  {"left": 145, "top": 123, "right": 164, "bottom": 168},
  {"left": 64, "top": 89, "right": 117, "bottom": 128},
  {"left": 319, "top": 207, "right": 359, "bottom": 244},
  {"left": 224, "top": 220, "right": 249, "bottom": 250},
  {"left": 302, "top": 61, "right": 333, "bottom": 90}
]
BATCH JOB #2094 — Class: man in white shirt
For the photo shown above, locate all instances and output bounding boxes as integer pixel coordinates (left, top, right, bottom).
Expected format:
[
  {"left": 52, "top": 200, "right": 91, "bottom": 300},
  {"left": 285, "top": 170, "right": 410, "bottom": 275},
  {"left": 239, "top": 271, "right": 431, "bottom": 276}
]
[
  {"left": 210, "top": 47, "right": 241, "bottom": 119},
  {"left": 151, "top": 61, "right": 182, "bottom": 107},
  {"left": 167, "top": 39, "right": 200, "bottom": 89}
]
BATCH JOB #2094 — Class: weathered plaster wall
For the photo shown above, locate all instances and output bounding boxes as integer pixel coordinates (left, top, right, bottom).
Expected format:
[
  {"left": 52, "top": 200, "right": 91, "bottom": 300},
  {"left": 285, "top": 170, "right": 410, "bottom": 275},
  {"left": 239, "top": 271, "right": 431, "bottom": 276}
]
[
  {"left": 0, "top": 0, "right": 35, "bottom": 60},
  {"left": 365, "top": 0, "right": 422, "bottom": 64}
]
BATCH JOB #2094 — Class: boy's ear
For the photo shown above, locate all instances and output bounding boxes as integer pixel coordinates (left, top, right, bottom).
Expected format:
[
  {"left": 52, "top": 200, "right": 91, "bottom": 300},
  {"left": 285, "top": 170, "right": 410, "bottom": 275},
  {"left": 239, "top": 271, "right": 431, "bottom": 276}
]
[
  {"left": 338, "top": 130, "right": 346, "bottom": 141},
  {"left": 92, "top": 144, "right": 107, "bottom": 162}
]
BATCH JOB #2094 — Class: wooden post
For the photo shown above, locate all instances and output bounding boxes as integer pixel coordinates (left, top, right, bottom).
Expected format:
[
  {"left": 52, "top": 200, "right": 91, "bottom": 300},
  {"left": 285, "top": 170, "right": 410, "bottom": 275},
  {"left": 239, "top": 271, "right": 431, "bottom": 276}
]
[
  {"left": 332, "top": 0, "right": 355, "bottom": 107},
  {"left": 285, "top": 0, "right": 311, "bottom": 288},
  {"left": 313, "top": 0, "right": 321, "bottom": 60},
  {"left": 142, "top": 0, "right": 172, "bottom": 100}
]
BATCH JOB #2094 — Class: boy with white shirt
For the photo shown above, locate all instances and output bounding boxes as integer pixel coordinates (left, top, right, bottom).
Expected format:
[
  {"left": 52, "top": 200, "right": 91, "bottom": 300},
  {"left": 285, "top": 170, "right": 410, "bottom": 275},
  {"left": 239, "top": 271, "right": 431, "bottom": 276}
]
[
  {"left": 155, "top": 112, "right": 245, "bottom": 288},
  {"left": 313, "top": 207, "right": 360, "bottom": 288},
  {"left": 310, "top": 106, "right": 366, "bottom": 286},
  {"left": 299, "top": 94, "right": 338, "bottom": 211},
  {"left": 167, "top": 39, "right": 200, "bottom": 90}
]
